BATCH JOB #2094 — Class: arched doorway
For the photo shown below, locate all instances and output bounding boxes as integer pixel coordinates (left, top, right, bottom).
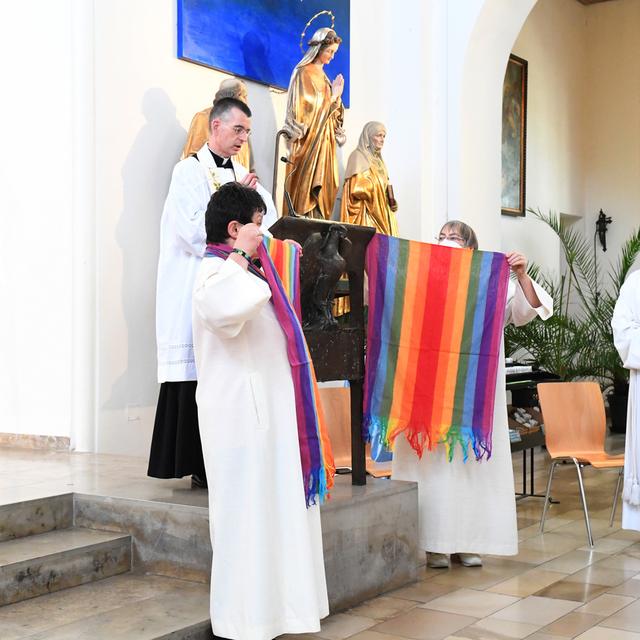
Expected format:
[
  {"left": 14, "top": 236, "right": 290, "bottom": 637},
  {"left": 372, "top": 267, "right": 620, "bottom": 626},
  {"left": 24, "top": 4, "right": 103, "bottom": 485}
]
[{"left": 446, "top": 0, "right": 538, "bottom": 250}]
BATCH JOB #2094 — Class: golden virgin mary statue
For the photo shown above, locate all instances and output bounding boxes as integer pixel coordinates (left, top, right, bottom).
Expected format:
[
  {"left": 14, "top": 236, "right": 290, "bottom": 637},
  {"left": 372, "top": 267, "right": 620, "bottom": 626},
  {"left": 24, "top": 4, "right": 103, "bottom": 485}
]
[
  {"left": 340, "top": 121, "right": 398, "bottom": 236},
  {"left": 283, "top": 27, "right": 346, "bottom": 219}
]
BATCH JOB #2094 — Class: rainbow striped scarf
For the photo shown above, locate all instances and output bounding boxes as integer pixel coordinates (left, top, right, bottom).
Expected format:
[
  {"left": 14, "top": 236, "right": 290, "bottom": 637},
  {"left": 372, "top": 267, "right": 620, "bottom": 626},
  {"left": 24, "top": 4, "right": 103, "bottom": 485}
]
[
  {"left": 205, "top": 241, "right": 334, "bottom": 505},
  {"left": 262, "top": 236, "right": 301, "bottom": 312},
  {"left": 364, "top": 235, "right": 509, "bottom": 461}
]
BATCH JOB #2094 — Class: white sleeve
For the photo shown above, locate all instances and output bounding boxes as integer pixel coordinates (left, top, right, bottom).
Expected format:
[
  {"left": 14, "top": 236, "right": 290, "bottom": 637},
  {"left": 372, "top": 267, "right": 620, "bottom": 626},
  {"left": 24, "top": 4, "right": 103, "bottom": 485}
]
[
  {"left": 505, "top": 278, "right": 553, "bottom": 327},
  {"left": 193, "top": 259, "right": 271, "bottom": 339},
  {"left": 612, "top": 273, "right": 640, "bottom": 370},
  {"left": 164, "top": 160, "right": 208, "bottom": 257}
]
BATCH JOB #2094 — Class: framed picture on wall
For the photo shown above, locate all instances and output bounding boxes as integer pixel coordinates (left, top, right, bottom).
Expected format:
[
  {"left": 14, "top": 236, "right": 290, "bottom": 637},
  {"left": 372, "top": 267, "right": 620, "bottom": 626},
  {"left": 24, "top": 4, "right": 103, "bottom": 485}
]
[
  {"left": 177, "top": 0, "right": 351, "bottom": 107},
  {"left": 501, "top": 54, "right": 528, "bottom": 217}
]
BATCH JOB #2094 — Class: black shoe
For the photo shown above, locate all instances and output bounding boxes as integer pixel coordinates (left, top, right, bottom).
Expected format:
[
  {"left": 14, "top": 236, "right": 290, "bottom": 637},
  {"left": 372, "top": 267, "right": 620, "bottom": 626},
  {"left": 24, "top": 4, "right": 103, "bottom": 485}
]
[{"left": 191, "top": 473, "right": 208, "bottom": 489}]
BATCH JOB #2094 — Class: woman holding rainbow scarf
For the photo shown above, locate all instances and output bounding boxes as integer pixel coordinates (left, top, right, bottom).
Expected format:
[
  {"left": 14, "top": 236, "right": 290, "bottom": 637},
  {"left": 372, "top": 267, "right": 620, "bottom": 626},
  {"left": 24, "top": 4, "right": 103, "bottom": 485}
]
[
  {"left": 392, "top": 220, "right": 553, "bottom": 569},
  {"left": 192, "top": 183, "right": 333, "bottom": 640}
]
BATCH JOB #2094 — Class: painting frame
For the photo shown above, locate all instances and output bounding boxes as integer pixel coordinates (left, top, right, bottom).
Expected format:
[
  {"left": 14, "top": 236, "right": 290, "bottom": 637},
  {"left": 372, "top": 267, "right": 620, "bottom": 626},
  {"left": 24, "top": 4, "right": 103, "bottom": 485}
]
[{"left": 501, "top": 53, "right": 528, "bottom": 217}]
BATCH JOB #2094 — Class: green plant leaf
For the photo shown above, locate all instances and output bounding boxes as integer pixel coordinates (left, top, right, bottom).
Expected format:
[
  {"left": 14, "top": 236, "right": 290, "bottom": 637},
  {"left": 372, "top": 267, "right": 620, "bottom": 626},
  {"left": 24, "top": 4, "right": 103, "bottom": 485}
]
[{"left": 506, "top": 210, "right": 639, "bottom": 390}]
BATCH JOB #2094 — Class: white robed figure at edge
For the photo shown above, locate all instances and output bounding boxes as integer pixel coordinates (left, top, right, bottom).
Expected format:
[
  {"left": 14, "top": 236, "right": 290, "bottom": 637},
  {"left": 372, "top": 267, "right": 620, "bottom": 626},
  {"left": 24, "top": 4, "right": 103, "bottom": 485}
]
[
  {"left": 612, "top": 269, "right": 640, "bottom": 531},
  {"left": 392, "top": 220, "right": 553, "bottom": 568},
  {"left": 192, "top": 183, "right": 328, "bottom": 640}
]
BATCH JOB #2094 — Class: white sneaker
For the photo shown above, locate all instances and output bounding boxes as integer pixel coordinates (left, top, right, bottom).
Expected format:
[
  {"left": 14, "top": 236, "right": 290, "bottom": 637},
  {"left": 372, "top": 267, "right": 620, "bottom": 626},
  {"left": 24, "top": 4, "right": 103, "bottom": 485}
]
[
  {"left": 427, "top": 552, "right": 450, "bottom": 568},
  {"left": 456, "top": 553, "right": 482, "bottom": 567}
]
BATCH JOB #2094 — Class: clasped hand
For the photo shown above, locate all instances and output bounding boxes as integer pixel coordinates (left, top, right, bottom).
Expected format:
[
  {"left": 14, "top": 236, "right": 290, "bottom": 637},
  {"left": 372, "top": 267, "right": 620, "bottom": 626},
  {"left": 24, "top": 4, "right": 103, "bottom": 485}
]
[{"left": 331, "top": 74, "right": 344, "bottom": 100}]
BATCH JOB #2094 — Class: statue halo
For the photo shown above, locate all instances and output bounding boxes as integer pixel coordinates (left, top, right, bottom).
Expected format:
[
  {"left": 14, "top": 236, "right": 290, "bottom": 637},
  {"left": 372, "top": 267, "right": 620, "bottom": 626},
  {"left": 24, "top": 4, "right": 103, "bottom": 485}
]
[{"left": 299, "top": 10, "right": 336, "bottom": 54}]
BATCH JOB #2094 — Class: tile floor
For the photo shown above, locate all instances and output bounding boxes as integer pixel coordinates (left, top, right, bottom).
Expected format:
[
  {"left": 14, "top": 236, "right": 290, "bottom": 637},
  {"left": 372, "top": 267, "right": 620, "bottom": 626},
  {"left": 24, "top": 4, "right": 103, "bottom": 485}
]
[{"left": 2, "top": 436, "right": 640, "bottom": 639}]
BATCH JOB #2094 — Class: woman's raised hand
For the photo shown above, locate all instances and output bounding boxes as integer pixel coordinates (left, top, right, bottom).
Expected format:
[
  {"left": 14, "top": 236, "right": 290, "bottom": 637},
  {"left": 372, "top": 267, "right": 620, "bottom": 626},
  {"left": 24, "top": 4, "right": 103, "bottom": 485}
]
[{"left": 505, "top": 252, "right": 527, "bottom": 278}]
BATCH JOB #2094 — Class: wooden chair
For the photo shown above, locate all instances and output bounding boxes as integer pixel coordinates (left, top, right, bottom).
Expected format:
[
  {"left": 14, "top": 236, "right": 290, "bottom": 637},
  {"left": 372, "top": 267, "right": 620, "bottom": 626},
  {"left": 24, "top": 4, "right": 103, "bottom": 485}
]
[
  {"left": 318, "top": 386, "right": 352, "bottom": 471},
  {"left": 537, "top": 381, "right": 625, "bottom": 547},
  {"left": 318, "top": 386, "right": 392, "bottom": 478}
]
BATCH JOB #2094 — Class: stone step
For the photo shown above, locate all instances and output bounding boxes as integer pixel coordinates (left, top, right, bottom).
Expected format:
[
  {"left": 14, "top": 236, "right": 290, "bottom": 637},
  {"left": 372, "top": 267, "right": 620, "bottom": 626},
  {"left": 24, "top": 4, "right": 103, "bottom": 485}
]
[
  {"left": 0, "top": 494, "right": 73, "bottom": 542},
  {"left": 0, "top": 527, "right": 131, "bottom": 606},
  {"left": 0, "top": 572, "right": 211, "bottom": 639}
]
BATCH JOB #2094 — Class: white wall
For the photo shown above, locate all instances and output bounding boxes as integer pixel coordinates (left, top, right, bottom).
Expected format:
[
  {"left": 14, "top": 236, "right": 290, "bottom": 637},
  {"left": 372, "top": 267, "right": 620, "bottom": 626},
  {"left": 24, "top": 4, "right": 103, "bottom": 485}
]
[
  {"left": 583, "top": 0, "right": 640, "bottom": 278},
  {"left": 0, "top": 0, "right": 74, "bottom": 438},
  {"left": 92, "top": 0, "right": 238, "bottom": 454},
  {"left": 343, "top": 0, "right": 442, "bottom": 243},
  {"left": 447, "top": 0, "right": 538, "bottom": 252},
  {"left": 503, "top": 0, "right": 588, "bottom": 273},
  {"left": 502, "top": 0, "right": 640, "bottom": 279}
]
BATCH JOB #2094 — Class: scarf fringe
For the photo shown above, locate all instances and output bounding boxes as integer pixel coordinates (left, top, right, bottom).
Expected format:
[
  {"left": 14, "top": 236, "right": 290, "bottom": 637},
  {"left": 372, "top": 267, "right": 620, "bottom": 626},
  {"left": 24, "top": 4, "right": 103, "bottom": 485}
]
[
  {"left": 305, "top": 467, "right": 329, "bottom": 507},
  {"left": 363, "top": 414, "right": 493, "bottom": 462}
]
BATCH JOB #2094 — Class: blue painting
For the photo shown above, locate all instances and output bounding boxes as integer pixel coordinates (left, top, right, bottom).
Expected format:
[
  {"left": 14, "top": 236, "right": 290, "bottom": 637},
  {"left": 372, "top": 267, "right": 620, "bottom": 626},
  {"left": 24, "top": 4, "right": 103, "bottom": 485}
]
[{"left": 177, "top": 0, "right": 351, "bottom": 107}]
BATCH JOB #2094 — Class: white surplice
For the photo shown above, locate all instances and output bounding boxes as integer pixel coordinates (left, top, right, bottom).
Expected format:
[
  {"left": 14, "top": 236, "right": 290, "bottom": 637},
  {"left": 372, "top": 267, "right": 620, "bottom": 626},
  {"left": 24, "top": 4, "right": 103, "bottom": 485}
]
[
  {"left": 192, "top": 256, "right": 329, "bottom": 640},
  {"left": 156, "top": 143, "right": 278, "bottom": 382},
  {"left": 392, "top": 279, "right": 553, "bottom": 555},
  {"left": 612, "top": 269, "right": 640, "bottom": 532}
]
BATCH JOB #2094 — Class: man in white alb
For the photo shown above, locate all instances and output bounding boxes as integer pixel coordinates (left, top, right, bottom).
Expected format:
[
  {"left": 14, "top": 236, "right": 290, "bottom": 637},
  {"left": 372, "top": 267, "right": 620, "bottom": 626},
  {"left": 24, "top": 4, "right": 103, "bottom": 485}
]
[{"left": 149, "top": 97, "right": 278, "bottom": 487}]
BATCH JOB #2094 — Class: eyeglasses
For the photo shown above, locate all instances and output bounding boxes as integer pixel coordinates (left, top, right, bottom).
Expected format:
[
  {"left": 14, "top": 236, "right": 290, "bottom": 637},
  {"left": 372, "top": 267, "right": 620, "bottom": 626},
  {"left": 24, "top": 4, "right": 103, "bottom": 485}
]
[
  {"left": 437, "top": 233, "right": 465, "bottom": 245},
  {"left": 224, "top": 124, "right": 251, "bottom": 138}
]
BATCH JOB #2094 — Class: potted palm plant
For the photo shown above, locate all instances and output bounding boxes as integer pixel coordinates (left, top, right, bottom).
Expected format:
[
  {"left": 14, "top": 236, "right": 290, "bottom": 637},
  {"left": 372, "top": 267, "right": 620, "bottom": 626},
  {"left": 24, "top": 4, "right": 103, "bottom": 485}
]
[{"left": 504, "top": 209, "right": 640, "bottom": 431}]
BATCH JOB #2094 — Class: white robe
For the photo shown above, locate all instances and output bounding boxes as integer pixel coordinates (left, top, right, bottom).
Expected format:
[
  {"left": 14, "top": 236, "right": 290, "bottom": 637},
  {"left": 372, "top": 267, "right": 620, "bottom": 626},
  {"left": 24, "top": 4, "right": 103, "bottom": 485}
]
[
  {"left": 392, "top": 279, "right": 553, "bottom": 555},
  {"left": 192, "top": 256, "right": 329, "bottom": 640},
  {"left": 156, "top": 143, "right": 278, "bottom": 382},
  {"left": 611, "top": 269, "right": 640, "bottom": 532}
]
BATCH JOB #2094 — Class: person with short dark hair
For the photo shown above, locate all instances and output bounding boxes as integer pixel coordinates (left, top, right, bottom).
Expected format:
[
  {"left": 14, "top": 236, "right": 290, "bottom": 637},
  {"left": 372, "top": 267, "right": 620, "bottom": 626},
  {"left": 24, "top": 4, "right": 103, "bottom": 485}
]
[
  {"left": 208, "top": 96, "right": 251, "bottom": 125},
  {"left": 149, "top": 93, "right": 278, "bottom": 487},
  {"left": 204, "top": 180, "right": 264, "bottom": 243},
  {"left": 192, "top": 182, "right": 329, "bottom": 639}
]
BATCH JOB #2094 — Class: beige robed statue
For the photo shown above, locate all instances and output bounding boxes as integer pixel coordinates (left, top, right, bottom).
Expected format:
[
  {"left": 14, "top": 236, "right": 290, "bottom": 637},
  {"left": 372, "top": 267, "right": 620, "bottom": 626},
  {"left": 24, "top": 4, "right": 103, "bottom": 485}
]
[
  {"left": 181, "top": 78, "right": 253, "bottom": 171},
  {"left": 283, "top": 27, "right": 346, "bottom": 219},
  {"left": 340, "top": 122, "right": 398, "bottom": 236}
]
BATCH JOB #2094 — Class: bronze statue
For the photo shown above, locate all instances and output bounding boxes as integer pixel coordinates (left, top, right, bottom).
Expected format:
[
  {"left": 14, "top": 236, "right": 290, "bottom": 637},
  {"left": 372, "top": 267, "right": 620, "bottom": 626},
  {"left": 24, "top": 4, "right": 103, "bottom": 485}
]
[{"left": 300, "top": 224, "right": 351, "bottom": 330}]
